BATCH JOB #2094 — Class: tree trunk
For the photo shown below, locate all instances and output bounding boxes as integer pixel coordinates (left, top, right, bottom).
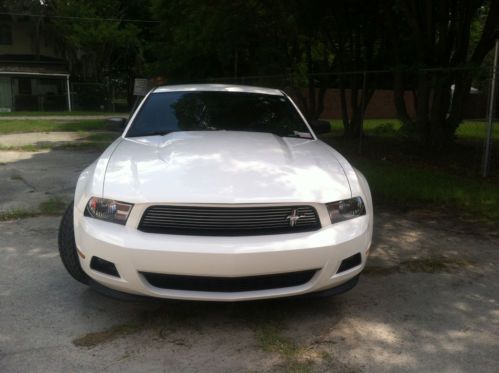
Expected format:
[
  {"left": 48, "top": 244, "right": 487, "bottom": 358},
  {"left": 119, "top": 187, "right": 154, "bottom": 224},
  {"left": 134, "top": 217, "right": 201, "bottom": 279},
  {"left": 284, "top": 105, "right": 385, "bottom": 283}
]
[
  {"left": 393, "top": 71, "right": 414, "bottom": 130},
  {"left": 341, "top": 73, "right": 374, "bottom": 138},
  {"left": 414, "top": 72, "right": 431, "bottom": 143},
  {"left": 446, "top": 71, "right": 473, "bottom": 134},
  {"left": 339, "top": 77, "right": 350, "bottom": 134}
]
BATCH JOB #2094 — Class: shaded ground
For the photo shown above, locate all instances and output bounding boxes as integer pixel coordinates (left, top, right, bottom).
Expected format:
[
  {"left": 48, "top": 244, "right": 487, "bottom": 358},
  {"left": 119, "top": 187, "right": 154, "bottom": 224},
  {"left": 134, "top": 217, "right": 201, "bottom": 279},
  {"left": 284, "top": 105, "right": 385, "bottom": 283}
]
[{"left": 0, "top": 147, "right": 498, "bottom": 372}]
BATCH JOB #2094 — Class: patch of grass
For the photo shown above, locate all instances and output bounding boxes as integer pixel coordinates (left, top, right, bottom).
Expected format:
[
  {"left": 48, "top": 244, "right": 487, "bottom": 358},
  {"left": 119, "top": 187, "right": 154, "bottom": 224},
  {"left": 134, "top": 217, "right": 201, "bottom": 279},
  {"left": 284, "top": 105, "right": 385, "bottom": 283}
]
[
  {"left": 0, "top": 144, "right": 52, "bottom": 152},
  {"left": 0, "top": 119, "right": 107, "bottom": 134},
  {"left": 353, "top": 158, "right": 499, "bottom": 221},
  {"left": 254, "top": 321, "right": 324, "bottom": 372},
  {"left": 329, "top": 119, "right": 403, "bottom": 137},
  {"left": 57, "top": 141, "right": 112, "bottom": 151},
  {"left": 257, "top": 324, "right": 301, "bottom": 358},
  {"left": 0, "top": 196, "right": 69, "bottom": 221},
  {"left": 328, "top": 119, "right": 498, "bottom": 140},
  {"left": 38, "top": 196, "right": 67, "bottom": 215},
  {"left": 73, "top": 322, "right": 143, "bottom": 348},
  {"left": 84, "top": 132, "right": 119, "bottom": 142},
  {"left": 0, "top": 111, "right": 122, "bottom": 117},
  {"left": 456, "top": 121, "right": 495, "bottom": 140},
  {"left": 0, "top": 209, "right": 38, "bottom": 221}
]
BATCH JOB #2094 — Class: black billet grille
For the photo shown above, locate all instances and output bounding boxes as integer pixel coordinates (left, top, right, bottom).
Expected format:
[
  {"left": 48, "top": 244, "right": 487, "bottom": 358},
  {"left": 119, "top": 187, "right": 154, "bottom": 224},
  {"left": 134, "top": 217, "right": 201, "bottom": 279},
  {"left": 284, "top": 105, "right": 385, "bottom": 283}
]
[
  {"left": 141, "top": 269, "right": 318, "bottom": 292},
  {"left": 138, "top": 205, "right": 321, "bottom": 236}
]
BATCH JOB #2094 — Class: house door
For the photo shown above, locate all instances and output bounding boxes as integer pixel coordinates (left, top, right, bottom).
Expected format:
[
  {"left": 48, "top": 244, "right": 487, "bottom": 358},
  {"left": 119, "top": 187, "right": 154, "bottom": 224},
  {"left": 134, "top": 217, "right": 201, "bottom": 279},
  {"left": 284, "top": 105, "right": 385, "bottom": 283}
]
[{"left": 0, "top": 77, "right": 12, "bottom": 112}]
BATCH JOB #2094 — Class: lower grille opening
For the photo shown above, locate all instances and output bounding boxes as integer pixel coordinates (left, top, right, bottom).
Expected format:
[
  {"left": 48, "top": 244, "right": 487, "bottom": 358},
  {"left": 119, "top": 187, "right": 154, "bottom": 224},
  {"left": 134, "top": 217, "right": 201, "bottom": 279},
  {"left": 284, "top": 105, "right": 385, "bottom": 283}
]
[
  {"left": 90, "top": 256, "right": 120, "bottom": 278},
  {"left": 337, "top": 253, "right": 362, "bottom": 273},
  {"left": 141, "top": 269, "right": 318, "bottom": 292}
]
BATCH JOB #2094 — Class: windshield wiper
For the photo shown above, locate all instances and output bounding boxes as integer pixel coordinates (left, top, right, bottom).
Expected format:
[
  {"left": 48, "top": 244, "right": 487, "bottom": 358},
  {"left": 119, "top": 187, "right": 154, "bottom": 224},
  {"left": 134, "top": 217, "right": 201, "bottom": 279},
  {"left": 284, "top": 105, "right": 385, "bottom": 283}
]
[
  {"left": 282, "top": 132, "right": 313, "bottom": 139},
  {"left": 127, "top": 130, "right": 173, "bottom": 138}
]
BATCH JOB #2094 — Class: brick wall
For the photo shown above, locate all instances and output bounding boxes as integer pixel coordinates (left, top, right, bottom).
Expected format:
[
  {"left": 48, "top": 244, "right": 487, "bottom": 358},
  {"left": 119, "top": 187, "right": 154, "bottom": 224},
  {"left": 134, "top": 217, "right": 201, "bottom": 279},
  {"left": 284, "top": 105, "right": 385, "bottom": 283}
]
[{"left": 293, "top": 89, "right": 488, "bottom": 120}]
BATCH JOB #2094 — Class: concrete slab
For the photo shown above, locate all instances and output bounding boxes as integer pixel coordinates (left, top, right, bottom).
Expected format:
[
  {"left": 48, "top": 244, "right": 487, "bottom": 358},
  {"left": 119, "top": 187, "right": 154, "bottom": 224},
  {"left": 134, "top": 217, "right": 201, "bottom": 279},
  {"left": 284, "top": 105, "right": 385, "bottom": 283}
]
[{"left": 0, "top": 149, "right": 99, "bottom": 211}]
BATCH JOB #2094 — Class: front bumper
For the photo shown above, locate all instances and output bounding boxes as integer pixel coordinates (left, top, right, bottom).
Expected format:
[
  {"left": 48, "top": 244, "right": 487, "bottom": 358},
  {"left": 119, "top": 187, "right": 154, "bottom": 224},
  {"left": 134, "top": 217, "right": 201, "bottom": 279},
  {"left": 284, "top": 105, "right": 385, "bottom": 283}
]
[{"left": 75, "top": 209, "right": 371, "bottom": 301}]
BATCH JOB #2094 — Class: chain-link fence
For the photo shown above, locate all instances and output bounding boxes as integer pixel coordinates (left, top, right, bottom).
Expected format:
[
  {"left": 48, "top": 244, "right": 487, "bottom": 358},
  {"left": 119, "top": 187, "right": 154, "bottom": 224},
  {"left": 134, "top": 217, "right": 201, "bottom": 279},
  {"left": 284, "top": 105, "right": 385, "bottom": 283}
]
[
  {"left": 0, "top": 78, "right": 130, "bottom": 113},
  {"left": 19, "top": 66, "right": 493, "bottom": 178},
  {"left": 70, "top": 81, "right": 129, "bottom": 112},
  {"left": 202, "top": 66, "right": 498, "bottom": 179}
]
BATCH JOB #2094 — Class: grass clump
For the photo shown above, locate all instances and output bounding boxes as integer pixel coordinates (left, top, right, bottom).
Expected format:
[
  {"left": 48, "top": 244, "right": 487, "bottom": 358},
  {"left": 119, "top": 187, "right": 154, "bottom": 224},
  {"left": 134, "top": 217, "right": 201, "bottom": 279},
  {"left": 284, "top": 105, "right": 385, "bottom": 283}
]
[
  {"left": 0, "top": 196, "right": 69, "bottom": 221},
  {"left": 254, "top": 321, "right": 323, "bottom": 372},
  {"left": 0, "top": 119, "right": 107, "bottom": 134},
  {"left": 0, "top": 209, "right": 38, "bottom": 221},
  {"left": 0, "top": 144, "right": 52, "bottom": 152},
  {"left": 257, "top": 324, "right": 301, "bottom": 358},
  {"left": 38, "top": 196, "right": 67, "bottom": 215}
]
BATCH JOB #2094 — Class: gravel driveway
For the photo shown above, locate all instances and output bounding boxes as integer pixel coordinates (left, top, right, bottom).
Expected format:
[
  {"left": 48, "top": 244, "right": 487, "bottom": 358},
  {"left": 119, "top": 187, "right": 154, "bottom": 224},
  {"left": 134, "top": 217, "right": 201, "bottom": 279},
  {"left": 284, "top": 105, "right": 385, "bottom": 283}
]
[{"left": 1, "top": 148, "right": 498, "bottom": 372}]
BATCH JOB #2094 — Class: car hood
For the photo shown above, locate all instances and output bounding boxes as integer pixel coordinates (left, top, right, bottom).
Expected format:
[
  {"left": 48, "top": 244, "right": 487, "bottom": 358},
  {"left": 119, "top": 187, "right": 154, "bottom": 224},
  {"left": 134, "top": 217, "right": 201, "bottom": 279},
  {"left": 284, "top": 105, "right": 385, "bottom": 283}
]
[{"left": 103, "top": 131, "right": 351, "bottom": 204}]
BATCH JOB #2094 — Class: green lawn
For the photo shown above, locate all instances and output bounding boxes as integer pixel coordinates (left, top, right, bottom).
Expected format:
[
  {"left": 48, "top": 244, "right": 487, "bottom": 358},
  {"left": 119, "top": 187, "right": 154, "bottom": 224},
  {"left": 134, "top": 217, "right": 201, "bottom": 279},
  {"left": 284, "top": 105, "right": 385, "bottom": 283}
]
[
  {"left": 0, "top": 119, "right": 108, "bottom": 134},
  {"left": 352, "top": 158, "right": 499, "bottom": 222},
  {"left": 323, "top": 119, "right": 499, "bottom": 222},
  {"left": 329, "top": 119, "right": 498, "bottom": 140},
  {"left": 0, "top": 111, "right": 122, "bottom": 117}
]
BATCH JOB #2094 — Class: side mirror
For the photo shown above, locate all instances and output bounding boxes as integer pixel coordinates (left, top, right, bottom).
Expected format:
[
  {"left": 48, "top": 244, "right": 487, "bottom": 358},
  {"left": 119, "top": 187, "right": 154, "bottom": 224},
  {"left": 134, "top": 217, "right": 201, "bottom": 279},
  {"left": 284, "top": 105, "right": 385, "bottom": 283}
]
[
  {"left": 310, "top": 120, "right": 331, "bottom": 135},
  {"left": 106, "top": 117, "right": 127, "bottom": 132}
]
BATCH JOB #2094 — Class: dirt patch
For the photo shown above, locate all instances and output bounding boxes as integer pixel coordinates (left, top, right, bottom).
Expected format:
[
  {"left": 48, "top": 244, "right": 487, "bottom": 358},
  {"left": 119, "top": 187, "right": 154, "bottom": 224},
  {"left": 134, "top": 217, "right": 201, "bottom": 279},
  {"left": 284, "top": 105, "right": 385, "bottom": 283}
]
[
  {"left": 364, "top": 256, "right": 474, "bottom": 276},
  {"left": 72, "top": 304, "right": 208, "bottom": 348},
  {"left": 73, "top": 322, "right": 144, "bottom": 348}
]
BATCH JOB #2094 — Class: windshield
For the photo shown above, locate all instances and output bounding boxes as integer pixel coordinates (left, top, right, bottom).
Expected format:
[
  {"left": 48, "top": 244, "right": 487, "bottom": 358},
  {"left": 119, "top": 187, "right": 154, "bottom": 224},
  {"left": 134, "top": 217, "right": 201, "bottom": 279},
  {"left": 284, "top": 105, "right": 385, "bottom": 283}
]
[{"left": 125, "top": 91, "right": 313, "bottom": 138}]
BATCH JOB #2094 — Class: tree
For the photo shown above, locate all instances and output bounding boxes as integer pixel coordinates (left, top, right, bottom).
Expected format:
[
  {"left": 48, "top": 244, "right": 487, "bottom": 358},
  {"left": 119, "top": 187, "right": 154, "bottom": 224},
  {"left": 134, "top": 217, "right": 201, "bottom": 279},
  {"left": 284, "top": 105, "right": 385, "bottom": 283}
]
[
  {"left": 390, "top": 0, "right": 499, "bottom": 147},
  {"left": 320, "top": 0, "right": 388, "bottom": 137},
  {"left": 48, "top": 0, "right": 144, "bottom": 81}
]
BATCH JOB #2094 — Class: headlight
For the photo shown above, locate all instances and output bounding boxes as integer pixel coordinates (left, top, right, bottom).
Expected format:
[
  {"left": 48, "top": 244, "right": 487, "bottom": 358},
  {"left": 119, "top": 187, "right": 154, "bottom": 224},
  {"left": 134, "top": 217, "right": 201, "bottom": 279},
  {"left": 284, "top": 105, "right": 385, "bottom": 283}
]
[
  {"left": 85, "top": 197, "right": 133, "bottom": 225},
  {"left": 326, "top": 197, "right": 366, "bottom": 223}
]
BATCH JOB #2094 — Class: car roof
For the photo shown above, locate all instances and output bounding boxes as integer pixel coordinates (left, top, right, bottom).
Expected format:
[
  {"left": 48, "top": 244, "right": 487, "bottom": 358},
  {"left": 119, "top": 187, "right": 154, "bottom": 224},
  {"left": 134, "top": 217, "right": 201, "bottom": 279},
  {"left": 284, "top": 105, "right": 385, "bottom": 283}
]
[{"left": 153, "top": 84, "right": 284, "bottom": 96}]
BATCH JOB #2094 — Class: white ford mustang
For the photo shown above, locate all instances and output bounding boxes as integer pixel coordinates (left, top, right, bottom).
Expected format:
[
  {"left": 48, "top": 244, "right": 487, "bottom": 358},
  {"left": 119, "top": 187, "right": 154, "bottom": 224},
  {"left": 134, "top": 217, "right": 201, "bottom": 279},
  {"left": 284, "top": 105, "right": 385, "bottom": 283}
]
[{"left": 59, "top": 84, "right": 372, "bottom": 301}]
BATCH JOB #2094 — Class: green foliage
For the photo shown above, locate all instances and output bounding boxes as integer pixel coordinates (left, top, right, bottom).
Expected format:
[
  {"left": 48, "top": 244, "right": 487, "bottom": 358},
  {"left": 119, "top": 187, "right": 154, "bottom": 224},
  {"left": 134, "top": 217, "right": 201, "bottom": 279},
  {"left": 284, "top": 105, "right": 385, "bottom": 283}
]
[
  {"left": 148, "top": 0, "right": 296, "bottom": 80},
  {"left": 354, "top": 158, "right": 499, "bottom": 222},
  {"left": 49, "top": 0, "right": 146, "bottom": 80},
  {"left": 0, "top": 120, "right": 106, "bottom": 134},
  {"left": 38, "top": 196, "right": 67, "bottom": 215}
]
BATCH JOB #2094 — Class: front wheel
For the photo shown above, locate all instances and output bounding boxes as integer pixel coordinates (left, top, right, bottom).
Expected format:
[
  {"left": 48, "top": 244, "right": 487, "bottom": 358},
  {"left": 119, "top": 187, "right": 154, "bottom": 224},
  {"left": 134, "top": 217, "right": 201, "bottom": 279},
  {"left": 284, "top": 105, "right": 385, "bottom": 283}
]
[{"left": 58, "top": 202, "right": 90, "bottom": 284}]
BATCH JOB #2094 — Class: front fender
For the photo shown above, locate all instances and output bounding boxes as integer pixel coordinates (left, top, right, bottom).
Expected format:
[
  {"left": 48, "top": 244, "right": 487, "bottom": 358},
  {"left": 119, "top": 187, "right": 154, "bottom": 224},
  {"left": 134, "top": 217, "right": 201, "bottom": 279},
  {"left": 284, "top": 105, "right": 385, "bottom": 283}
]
[
  {"left": 74, "top": 138, "right": 123, "bottom": 212},
  {"left": 353, "top": 168, "right": 373, "bottom": 250}
]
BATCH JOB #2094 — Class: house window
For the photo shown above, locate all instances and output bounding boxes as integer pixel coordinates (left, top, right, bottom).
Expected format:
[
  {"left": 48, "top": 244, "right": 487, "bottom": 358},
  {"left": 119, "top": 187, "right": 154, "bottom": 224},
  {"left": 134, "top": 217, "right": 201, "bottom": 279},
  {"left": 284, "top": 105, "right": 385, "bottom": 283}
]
[
  {"left": 18, "top": 79, "right": 32, "bottom": 95},
  {"left": 0, "top": 22, "right": 12, "bottom": 45}
]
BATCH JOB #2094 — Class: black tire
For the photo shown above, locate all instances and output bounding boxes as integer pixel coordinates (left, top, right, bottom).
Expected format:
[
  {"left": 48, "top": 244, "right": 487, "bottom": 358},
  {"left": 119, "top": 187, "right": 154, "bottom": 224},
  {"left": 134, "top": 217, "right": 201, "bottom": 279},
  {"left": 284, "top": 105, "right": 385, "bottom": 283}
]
[{"left": 58, "top": 202, "right": 90, "bottom": 284}]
